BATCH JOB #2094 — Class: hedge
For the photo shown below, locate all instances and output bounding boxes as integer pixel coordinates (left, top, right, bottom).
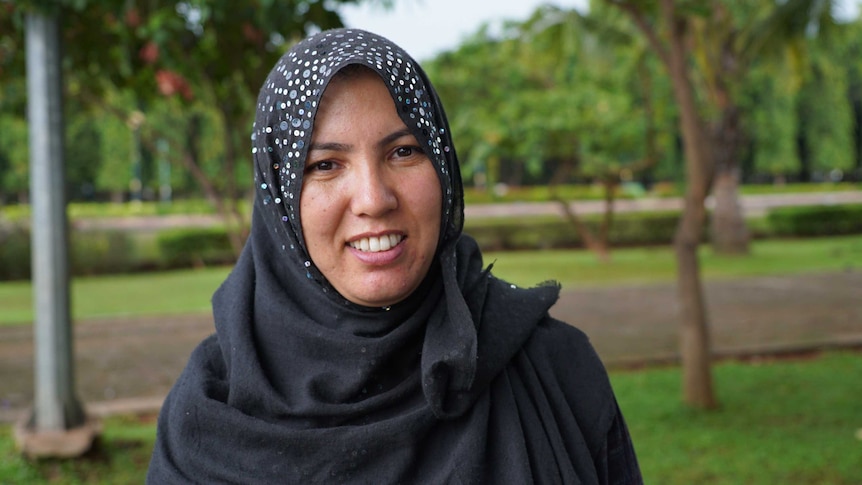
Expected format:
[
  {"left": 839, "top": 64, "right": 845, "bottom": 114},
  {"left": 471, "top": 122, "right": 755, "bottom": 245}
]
[
  {"left": 465, "top": 211, "right": 684, "bottom": 251},
  {"left": 156, "top": 227, "right": 235, "bottom": 268},
  {"left": 0, "top": 226, "right": 147, "bottom": 280},
  {"left": 1, "top": 203, "right": 860, "bottom": 281},
  {"left": 767, "top": 204, "right": 862, "bottom": 237}
]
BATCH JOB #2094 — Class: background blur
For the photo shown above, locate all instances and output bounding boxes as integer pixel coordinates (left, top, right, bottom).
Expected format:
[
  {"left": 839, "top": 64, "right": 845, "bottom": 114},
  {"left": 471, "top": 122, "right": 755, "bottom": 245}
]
[{"left": 1, "top": 1, "right": 861, "bottom": 483}]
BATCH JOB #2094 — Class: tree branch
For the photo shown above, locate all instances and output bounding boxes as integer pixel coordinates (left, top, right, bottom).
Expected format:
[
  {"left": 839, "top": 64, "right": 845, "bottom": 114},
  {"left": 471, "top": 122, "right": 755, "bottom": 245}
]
[{"left": 608, "top": 0, "right": 671, "bottom": 69}]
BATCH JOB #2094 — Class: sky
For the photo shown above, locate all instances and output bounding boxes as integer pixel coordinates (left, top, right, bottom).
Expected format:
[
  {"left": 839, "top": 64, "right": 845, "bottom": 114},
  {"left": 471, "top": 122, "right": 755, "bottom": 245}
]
[
  {"left": 340, "top": 0, "right": 588, "bottom": 61},
  {"left": 340, "top": 0, "right": 861, "bottom": 62}
]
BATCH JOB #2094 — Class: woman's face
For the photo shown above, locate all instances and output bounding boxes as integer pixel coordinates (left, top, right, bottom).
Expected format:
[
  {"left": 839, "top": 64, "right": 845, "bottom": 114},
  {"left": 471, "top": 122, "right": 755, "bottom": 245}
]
[{"left": 300, "top": 69, "right": 442, "bottom": 307}]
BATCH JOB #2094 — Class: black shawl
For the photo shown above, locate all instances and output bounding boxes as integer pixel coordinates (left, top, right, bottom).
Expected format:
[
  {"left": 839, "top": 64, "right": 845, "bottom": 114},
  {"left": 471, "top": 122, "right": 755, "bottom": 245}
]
[{"left": 147, "top": 28, "right": 640, "bottom": 484}]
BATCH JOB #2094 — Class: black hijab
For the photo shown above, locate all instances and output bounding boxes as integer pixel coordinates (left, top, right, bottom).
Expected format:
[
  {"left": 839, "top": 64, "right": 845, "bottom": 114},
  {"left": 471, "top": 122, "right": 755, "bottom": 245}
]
[{"left": 147, "top": 29, "right": 634, "bottom": 484}]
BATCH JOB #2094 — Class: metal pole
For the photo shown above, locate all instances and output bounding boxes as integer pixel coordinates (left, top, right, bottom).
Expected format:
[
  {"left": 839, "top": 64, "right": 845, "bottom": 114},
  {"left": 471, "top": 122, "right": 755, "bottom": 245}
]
[
  {"left": 157, "top": 138, "right": 172, "bottom": 203},
  {"left": 26, "top": 11, "right": 85, "bottom": 432}
]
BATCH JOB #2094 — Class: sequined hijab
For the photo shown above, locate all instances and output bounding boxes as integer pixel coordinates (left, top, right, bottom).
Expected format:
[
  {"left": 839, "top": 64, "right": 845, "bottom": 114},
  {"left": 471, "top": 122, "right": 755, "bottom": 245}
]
[
  {"left": 251, "top": 28, "right": 463, "bottom": 295},
  {"left": 245, "top": 28, "right": 483, "bottom": 408},
  {"left": 147, "top": 29, "right": 565, "bottom": 484}
]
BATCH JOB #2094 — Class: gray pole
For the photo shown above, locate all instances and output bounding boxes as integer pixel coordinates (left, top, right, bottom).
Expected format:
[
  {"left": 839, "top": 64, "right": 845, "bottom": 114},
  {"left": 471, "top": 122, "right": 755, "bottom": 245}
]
[
  {"left": 157, "top": 138, "right": 172, "bottom": 203},
  {"left": 25, "top": 11, "right": 85, "bottom": 432}
]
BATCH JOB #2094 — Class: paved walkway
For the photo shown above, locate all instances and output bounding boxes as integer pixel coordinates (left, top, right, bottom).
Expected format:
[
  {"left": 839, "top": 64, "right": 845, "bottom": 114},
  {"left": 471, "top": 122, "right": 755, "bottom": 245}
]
[
  {"left": 70, "top": 191, "right": 862, "bottom": 231},
  {"left": 2, "top": 270, "right": 860, "bottom": 423},
  {"left": 467, "top": 190, "right": 862, "bottom": 218}
]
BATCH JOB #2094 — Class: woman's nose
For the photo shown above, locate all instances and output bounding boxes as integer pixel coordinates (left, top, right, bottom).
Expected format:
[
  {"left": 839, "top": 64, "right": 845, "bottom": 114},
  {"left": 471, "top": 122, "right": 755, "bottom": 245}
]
[{"left": 350, "top": 163, "right": 398, "bottom": 217}]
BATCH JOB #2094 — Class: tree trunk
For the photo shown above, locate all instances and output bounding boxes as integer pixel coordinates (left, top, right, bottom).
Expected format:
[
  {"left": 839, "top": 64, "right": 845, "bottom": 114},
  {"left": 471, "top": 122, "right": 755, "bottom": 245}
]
[
  {"left": 710, "top": 164, "right": 749, "bottom": 254},
  {"left": 554, "top": 195, "right": 611, "bottom": 262},
  {"left": 606, "top": 3, "right": 717, "bottom": 405},
  {"left": 597, "top": 176, "right": 616, "bottom": 252},
  {"left": 168, "top": 112, "right": 249, "bottom": 259},
  {"left": 674, "top": 200, "right": 716, "bottom": 408},
  {"left": 548, "top": 157, "right": 611, "bottom": 262},
  {"left": 660, "top": 0, "right": 718, "bottom": 409},
  {"left": 219, "top": 113, "right": 249, "bottom": 256},
  {"left": 709, "top": 107, "right": 749, "bottom": 254}
]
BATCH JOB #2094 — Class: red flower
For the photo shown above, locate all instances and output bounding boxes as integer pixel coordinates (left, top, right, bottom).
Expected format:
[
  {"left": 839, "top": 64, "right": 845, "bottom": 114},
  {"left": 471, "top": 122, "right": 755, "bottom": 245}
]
[
  {"left": 155, "top": 70, "right": 193, "bottom": 101},
  {"left": 139, "top": 41, "right": 159, "bottom": 64}
]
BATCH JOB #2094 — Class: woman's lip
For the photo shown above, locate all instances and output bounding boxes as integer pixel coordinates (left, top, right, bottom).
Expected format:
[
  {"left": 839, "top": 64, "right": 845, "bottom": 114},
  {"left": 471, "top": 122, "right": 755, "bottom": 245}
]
[
  {"left": 347, "top": 230, "right": 404, "bottom": 243},
  {"left": 348, "top": 240, "right": 405, "bottom": 265}
]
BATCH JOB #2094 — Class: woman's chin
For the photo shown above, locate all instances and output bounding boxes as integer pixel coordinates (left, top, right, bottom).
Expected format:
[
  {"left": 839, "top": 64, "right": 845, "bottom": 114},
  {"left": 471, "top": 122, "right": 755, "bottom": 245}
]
[{"left": 342, "top": 286, "right": 409, "bottom": 308}]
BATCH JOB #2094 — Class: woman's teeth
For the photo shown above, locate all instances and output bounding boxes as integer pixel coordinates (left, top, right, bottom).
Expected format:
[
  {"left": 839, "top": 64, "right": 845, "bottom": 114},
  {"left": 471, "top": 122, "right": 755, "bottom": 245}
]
[{"left": 350, "top": 234, "right": 403, "bottom": 252}]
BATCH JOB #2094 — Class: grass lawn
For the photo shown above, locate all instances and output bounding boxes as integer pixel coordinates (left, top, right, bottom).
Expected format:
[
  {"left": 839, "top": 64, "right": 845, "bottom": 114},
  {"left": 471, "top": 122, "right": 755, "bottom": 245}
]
[
  {"left": 0, "top": 267, "right": 231, "bottom": 326},
  {"left": 614, "top": 351, "right": 862, "bottom": 484},
  {"left": 1, "top": 351, "right": 858, "bottom": 484},
  {"left": 486, "top": 234, "right": 862, "bottom": 288},
  {"left": 1, "top": 234, "right": 860, "bottom": 325},
  {"left": 0, "top": 414, "right": 156, "bottom": 485}
]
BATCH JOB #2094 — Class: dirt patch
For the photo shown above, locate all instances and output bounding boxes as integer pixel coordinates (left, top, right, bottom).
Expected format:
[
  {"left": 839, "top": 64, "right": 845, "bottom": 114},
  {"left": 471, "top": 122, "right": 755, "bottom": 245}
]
[{"left": 1, "top": 271, "right": 860, "bottom": 421}]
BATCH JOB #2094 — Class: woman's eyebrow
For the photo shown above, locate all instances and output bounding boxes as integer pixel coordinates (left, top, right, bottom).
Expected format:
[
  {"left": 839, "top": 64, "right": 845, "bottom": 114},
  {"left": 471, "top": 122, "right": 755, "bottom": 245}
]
[
  {"left": 308, "top": 129, "right": 414, "bottom": 152},
  {"left": 377, "top": 129, "right": 413, "bottom": 149},
  {"left": 308, "top": 141, "right": 352, "bottom": 152}
]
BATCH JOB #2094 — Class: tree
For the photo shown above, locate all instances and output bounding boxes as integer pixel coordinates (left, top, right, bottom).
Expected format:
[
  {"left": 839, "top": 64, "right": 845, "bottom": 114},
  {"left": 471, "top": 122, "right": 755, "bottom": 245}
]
[
  {"left": 0, "top": 113, "right": 29, "bottom": 202},
  {"left": 427, "top": 6, "right": 673, "bottom": 260},
  {"left": 743, "top": 62, "right": 801, "bottom": 183},
  {"left": 795, "top": 35, "right": 856, "bottom": 181},
  {"left": 604, "top": 0, "right": 846, "bottom": 408},
  {"left": 605, "top": 0, "right": 720, "bottom": 408},
  {"left": 2, "top": 0, "right": 389, "bottom": 255}
]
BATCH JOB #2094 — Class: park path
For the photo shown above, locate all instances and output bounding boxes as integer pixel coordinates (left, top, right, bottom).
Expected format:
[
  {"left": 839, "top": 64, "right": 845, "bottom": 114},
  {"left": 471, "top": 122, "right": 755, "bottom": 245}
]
[
  {"left": 1, "top": 270, "right": 860, "bottom": 422},
  {"left": 71, "top": 191, "right": 862, "bottom": 231}
]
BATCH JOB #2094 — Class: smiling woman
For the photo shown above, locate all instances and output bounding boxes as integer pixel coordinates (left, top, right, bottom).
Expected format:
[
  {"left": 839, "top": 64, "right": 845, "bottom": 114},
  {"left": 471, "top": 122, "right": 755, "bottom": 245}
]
[
  {"left": 146, "top": 28, "right": 642, "bottom": 484},
  {"left": 300, "top": 66, "right": 442, "bottom": 307}
]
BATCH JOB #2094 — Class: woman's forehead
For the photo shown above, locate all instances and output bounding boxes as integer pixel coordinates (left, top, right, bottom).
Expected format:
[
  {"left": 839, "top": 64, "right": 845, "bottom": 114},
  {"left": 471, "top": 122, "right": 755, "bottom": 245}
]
[
  {"left": 249, "top": 28, "right": 460, "bottom": 253},
  {"left": 252, "top": 29, "right": 452, "bottom": 185}
]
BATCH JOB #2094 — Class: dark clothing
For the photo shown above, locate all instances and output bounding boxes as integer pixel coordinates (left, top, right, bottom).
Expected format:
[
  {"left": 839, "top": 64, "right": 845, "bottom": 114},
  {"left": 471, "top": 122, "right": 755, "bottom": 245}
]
[
  {"left": 147, "top": 28, "right": 641, "bottom": 484},
  {"left": 147, "top": 237, "right": 641, "bottom": 484}
]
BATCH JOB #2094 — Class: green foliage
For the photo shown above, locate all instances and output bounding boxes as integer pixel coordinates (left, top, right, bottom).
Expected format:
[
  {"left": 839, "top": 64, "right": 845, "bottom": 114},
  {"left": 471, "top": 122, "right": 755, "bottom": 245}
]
[
  {"left": 156, "top": 227, "right": 234, "bottom": 267},
  {"left": 797, "top": 53, "right": 856, "bottom": 175},
  {"left": 767, "top": 203, "right": 862, "bottom": 236},
  {"left": 0, "top": 225, "right": 151, "bottom": 280},
  {"left": 3, "top": 1, "right": 860, "bottom": 202},
  {"left": 71, "top": 230, "right": 139, "bottom": 276},
  {"left": 0, "top": 223, "right": 30, "bottom": 280},
  {"left": 466, "top": 211, "right": 682, "bottom": 251},
  {"left": 463, "top": 183, "right": 638, "bottom": 204},
  {"left": 0, "top": 114, "right": 29, "bottom": 198},
  {"left": 425, "top": 5, "right": 675, "bottom": 188},
  {"left": 65, "top": 116, "right": 103, "bottom": 199},
  {"left": 0, "top": 0, "right": 364, "bottom": 207},
  {"left": 743, "top": 63, "right": 800, "bottom": 177}
]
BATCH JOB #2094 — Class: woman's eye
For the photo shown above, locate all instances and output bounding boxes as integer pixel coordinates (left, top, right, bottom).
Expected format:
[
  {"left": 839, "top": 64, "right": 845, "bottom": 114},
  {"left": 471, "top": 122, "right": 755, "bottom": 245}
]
[
  {"left": 307, "top": 160, "right": 334, "bottom": 172},
  {"left": 395, "top": 146, "right": 422, "bottom": 158}
]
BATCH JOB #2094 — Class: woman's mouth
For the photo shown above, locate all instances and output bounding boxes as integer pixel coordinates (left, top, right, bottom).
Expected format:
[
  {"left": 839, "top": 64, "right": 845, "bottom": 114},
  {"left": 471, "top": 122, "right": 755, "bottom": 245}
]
[{"left": 348, "top": 234, "right": 403, "bottom": 252}]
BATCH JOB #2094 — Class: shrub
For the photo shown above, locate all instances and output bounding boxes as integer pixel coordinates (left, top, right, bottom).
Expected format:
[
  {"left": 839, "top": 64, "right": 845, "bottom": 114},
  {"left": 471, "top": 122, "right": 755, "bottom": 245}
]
[
  {"left": 71, "top": 230, "right": 139, "bottom": 276},
  {"left": 157, "top": 227, "right": 235, "bottom": 268},
  {"left": 0, "top": 225, "right": 148, "bottom": 280},
  {"left": 465, "top": 211, "right": 684, "bottom": 251},
  {"left": 767, "top": 204, "right": 862, "bottom": 237},
  {"left": 0, "top": 222, "right": 31, "bottom": 280}
]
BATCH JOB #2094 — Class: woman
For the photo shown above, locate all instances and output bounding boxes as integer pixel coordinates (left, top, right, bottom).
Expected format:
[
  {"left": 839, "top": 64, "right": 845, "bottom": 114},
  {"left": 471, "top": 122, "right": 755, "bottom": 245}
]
[{"left": 147, "top": 28, "right": 641, "bottom": 484}]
